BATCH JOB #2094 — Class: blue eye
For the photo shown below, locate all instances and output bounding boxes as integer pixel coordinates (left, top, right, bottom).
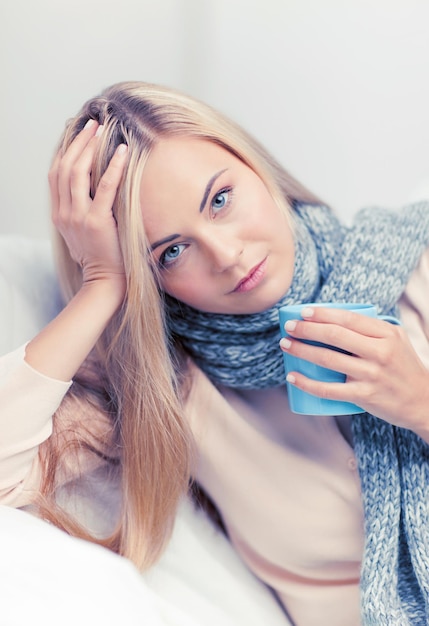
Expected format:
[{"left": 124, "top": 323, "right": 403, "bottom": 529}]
[
  {"left": 211, "top": 189, "right": 230, "bottom": 214},
  {"left": 160, "top": 243, "right": 186, "bottom": 267}
]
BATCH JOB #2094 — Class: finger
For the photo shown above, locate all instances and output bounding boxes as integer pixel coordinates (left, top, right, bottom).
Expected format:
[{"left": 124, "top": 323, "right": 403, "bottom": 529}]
[
  {"left": 299, "top": 306, "right": 391, "bottom": 338},
  {"left": 280, "top": 320, "right": 408, "bottom": 385},
  {"left": 285, "top": 370, "right": 361, "bottom": 405},
  {"left": 281, "top": 318, "right": 372, "bottom": 359},
  {"left": 59, "top": 119, "right": 99, "bottom": 169},
  {"left": 280, "top": 334, "right": 363, "bottom": 379},
  {"left": 90, "top": 143, "right": 128, "bottom": 219},
  {"left": 282, "top": 315, "right": 402, "bottom": 361},
  {"left": 68, "top": 126, "right": 105, "bottom": 211},
  {"left": 57, "top": 120, "right": 99, "bottom": 212}
]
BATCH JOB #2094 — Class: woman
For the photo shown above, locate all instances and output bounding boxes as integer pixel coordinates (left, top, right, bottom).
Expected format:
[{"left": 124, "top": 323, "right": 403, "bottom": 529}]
[{"left": 2, "top": 81, "right": 429, "bottom": 626}]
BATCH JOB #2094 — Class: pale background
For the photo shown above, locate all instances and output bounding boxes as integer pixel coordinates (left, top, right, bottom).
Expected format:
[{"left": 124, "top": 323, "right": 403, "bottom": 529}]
[{"left": 1, "top": 0, "right": 428, "bottom": 238}]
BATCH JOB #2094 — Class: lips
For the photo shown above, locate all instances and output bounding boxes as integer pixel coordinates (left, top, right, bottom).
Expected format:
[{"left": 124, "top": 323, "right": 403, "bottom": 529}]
[{"left": 233, "top": 258, "right": 267, "bottom": 293}]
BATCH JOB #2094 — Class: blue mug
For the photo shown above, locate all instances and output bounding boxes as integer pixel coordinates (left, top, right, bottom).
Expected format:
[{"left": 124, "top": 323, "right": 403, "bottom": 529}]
[{"left": 278, "top": 302, "right": 401, "bottom": 416}]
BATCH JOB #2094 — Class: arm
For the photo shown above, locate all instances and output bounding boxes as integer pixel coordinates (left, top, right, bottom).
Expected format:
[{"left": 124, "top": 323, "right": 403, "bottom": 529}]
[
  {"left": 26, "top": 121, "right": 128, "bottom": 381},
  {"left": 279, "top": 303, "right": 429, "bottom": 442},
  {"left": 0, "top": 346, "right": 71, "bottom": 505},
  {"left": 0, "top": 122, "right": 127, "bottom": 500}
]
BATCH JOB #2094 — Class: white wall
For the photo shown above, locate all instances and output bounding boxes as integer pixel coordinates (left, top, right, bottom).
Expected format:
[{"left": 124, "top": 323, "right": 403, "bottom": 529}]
[
  {"left": 1, "top": 0, "right": 429, "bottom": 238},
  {"left": 198, "top": 0, "right": 429, "bottom": 219},
  {"left": 0, "top": 0, "right": 199, "bottom": 237}
]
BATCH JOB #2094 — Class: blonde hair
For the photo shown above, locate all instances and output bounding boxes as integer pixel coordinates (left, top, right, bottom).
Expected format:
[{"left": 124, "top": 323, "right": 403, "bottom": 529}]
[{"left": 44, "top": 81, "right": 321, "bottom": 570}]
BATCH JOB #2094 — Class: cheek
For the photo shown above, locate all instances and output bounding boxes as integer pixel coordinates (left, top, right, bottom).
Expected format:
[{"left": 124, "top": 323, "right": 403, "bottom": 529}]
[
  {"left": 161, "top": 273, "right": 207, "bottom": 304},
  {"left": 246, "top": 186, "right": 288, "bottom": 231},
  {"left": 257, "top": 203, "right": 292, "bottom": 244}
]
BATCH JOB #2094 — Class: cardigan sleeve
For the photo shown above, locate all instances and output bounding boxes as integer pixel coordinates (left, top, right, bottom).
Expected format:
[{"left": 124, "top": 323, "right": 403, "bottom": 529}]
[
  {"left": 0, "top": 344, "right": 71, "bottom": 506},
  {"left": 399, "top": 246, "right": 429, "bottom": 368}
]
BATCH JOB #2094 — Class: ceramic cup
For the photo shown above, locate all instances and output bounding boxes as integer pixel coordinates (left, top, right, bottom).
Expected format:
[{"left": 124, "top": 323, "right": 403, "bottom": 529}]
[{"left": 278, "top": 302, "right": 401, "bottom": 416}]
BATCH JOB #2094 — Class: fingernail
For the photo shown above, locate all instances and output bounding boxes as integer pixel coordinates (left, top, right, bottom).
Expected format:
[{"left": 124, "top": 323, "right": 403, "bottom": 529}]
[
  {"left": 301, "top": 307, "right": 314, "bottom": 318},
  {"left": 285, "top": 320, "right": 296, "bottom": 332},
  {"left": 84, "top": 119, "right": 95, "bottom": 129},
  {"left": 117, "top": 143, "right": 128, "bottom": 156},
  {"left": 280, "top": 338, "right": 291, "bottom": 349},
  {"left": 95, "top": 124, "right": 104, "bottom": 137},
  {"left": 286, "top": 374, "right": 296, "bottom": 384}
]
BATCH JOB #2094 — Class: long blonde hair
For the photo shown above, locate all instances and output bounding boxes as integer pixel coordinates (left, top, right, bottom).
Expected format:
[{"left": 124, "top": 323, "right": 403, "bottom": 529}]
[{"left": 43, "top": 81, "right": 321, "bottom": 570}]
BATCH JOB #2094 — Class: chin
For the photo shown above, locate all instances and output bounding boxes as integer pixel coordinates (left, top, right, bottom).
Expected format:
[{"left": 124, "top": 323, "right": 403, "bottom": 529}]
[
  {"left": 236, "top": 297, "right": 282, "bottom": 315},
  {"left": 254, "top": 284, "right": 289, "bottom": 312}
]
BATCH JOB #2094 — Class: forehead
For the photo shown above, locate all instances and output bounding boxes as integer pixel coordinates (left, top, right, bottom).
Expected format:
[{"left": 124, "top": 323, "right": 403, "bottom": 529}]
[
  {"left": 139, "top": 136, "right": 240, "bottom": 226},
  {"left": 141, "top": 136, "right": 236, "bottom": 187}
]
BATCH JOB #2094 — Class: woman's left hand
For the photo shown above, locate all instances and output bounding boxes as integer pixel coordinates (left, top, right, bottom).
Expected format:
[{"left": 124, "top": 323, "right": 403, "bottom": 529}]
[{"left": 279, "top": 306, "right": 429, "bottom": 435}]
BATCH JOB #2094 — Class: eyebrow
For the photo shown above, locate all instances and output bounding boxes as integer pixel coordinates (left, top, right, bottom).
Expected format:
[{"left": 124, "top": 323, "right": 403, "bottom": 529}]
[
  {"left": 150, "top": 168, "right": 228, "bottom": 251},
  {"left": 199, "top": 169, "right": 227, "bottom": 212},
  {"left": 151, "top": 232, "right": 181, "bottom": 252}
]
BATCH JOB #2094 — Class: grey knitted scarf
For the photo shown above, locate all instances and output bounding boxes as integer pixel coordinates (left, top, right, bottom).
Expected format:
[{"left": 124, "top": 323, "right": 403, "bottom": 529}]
[{"left": 166, "top": 201, "right": 429, "bottom": 625}]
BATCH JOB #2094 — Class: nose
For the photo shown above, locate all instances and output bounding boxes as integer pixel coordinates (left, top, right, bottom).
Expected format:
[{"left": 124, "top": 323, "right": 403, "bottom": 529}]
[{"left": 204, "top": 231, "right": 243, "bottom": 272}]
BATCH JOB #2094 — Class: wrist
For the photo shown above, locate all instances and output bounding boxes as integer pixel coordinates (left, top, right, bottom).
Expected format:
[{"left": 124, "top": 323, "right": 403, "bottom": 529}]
[{"left": 79, "top": 274, "right": 126, "bottom": 317}]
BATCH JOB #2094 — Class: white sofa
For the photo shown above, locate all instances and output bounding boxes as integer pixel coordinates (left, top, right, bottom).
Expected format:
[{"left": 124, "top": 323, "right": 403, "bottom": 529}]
[{"left": 0, "top": 235, "right": 290, "bottom": 626}]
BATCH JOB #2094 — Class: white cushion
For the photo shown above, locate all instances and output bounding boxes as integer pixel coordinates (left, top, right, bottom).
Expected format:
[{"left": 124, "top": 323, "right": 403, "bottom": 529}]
[
  {"left": 0, "top": 505, "right": 163, "bottom": 626},
  {"left": 0, "top": 235, "right": 62, "bottom": 354}
]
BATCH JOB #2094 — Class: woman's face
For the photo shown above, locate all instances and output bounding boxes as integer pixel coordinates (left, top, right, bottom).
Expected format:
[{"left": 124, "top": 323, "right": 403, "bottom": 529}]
[{"left": 140, "top": 136, "right": 295, "bottom": 314}]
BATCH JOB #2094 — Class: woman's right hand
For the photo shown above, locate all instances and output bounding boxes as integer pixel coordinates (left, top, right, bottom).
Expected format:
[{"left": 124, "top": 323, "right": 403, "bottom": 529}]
[
  {"left": 50, "top": 119, "right": 128, "bottom": 289},
  {"left": 25, "top": 122, "right": 128, "bottom": 382}
]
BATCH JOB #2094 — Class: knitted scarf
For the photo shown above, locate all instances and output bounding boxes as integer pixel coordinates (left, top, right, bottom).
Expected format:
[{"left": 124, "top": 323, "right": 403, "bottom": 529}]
[{"left": 166, "top": 200, "right": 429, "bottom": 625}]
